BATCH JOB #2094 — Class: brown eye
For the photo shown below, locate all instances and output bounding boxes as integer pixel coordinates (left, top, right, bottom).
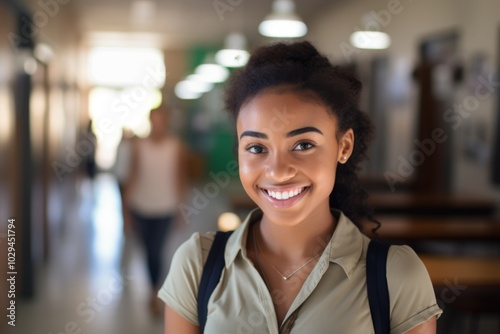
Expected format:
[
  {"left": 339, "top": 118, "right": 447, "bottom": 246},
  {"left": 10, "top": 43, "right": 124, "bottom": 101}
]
[
  {"left": 247, "top": 145, "right": 267, "bottom": 154},
  {"left": 293, "top": 142, "right": 315, "bottom": 151}
]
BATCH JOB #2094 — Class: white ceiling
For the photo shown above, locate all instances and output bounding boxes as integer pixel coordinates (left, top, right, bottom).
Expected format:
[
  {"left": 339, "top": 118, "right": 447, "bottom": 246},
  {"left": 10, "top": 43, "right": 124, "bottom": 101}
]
[{"left": 74, "top": 0, "right": 341, "bottom": 49}]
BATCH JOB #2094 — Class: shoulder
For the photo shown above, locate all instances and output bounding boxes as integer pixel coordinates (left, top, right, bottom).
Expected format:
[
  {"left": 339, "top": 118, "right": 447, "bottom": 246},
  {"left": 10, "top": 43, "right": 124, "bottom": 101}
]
[
  {"left": 385, "top": 244, "right": 432, "bottom": 291},
  {"left": 172, "top": 231, "right": 217, "bottom": 270},
  {"left": 384, "top": 245, "right": 442, "bottom": 333},
  {"left": 386, "top": 245, "right": 428, "bottom": 279},
  {"left": 158, "top": 231, "right": 217, "bottom": 325}
]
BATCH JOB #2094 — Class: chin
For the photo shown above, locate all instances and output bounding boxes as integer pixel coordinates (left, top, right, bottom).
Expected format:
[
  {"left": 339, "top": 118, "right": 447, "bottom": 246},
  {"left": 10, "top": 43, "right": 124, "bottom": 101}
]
[{"left": 258, "top": 203, "right": 310, "bottom": 227}]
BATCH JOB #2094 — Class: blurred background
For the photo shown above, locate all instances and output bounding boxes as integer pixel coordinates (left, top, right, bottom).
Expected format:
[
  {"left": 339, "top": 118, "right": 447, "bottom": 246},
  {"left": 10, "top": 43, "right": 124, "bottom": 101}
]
[{"left": 1, "top": 0, "right": 500, "bottom": 333}]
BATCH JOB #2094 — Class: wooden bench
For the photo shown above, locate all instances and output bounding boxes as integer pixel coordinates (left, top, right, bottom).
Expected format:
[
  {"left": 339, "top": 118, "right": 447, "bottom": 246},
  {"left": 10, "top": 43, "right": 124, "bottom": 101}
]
[
  {"left": 362, "top": 216, "right": 500, "bottom": 241},
  {"left": 230, "top": 192, "right": 497, "bottom": 217},
  {"left": 420, "top": 255, "right": 500, "bottom": 332},
  {"left": 368, "top": 193, "right": 496, "bottom": 216},
  {"left": 420, "top": 255, "right": 500, "bottom": 287}
]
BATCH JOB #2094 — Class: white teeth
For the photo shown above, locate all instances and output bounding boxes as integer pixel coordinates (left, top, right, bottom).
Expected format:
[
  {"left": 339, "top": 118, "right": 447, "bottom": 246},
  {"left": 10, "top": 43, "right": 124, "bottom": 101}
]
[{"left": 266, "top": 187, "right": 305, "bottom": 200}]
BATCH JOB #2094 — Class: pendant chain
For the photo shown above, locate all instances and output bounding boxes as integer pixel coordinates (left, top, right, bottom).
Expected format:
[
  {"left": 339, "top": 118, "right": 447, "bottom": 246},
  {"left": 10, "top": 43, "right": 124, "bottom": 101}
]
[{"left": 252, "top": 224, "right": 322, "bottom": 281}]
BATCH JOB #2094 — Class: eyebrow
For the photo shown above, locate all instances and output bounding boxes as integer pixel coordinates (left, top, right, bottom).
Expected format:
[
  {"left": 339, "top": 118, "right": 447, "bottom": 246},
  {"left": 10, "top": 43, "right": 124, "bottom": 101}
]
[
  {"left": 286, "top": 126, "right": 323, "bottom": 137},
  {"left": 239, "top": 130, "right": 268, "bottom": 139},
  {"left": 239, "top": 126, "right": 323, "bottom": 140}
]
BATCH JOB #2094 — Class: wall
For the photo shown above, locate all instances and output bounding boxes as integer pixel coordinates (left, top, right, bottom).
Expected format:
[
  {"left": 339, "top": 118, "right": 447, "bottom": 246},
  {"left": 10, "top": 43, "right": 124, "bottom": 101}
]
[
  {"left": 309, "top": 0, "right": 500, "bottom": 201},
  {"left": 0, "top": 4, "right": 18, "bottom": 332},
  {"left": 0, "top": 2, "right": 84, "bottom": 331}
]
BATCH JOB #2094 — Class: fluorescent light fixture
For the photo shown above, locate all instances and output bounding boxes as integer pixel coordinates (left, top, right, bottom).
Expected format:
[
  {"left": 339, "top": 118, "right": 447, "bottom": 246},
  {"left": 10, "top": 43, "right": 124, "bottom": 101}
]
[
  {"left": 215, "top": 49, "right": 249, "bottom": 67},
  {"left": 175, "top": 80, "right": 202, "bottom": 100},
  {"left": 215, "top": 33, "right": 250, "bottom": 68},
  {"left": 350, "top": 13, "right": 391, "bottom": 50},
  {"left": 34, "top": 43, "right": 54, "bottom": 63},
  {"left": 258, "top": 0, "right": 307, "bottom": 38},
  {"left": 350, "top": 31, "right": 391, "bottom": 49},
  {"left": 186, "top": 74, "right": 214, "bottom": 93},
  {"left": 195, "top": 63, "right": 229, "bottom": 83},
  {"left": 23, "top": 56, "right": 38, "bottom": 75}
]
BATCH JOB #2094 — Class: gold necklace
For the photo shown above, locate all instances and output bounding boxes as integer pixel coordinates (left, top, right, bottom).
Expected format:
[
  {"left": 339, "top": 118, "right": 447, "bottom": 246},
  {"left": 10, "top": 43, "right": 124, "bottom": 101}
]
[{"left": 252, "top": 224, "right": 322, "bottom": 281}]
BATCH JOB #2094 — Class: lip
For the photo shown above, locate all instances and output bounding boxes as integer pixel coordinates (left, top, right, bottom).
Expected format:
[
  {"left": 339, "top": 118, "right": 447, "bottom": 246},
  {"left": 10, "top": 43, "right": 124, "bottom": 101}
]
[{"left": 259, "top": 186, "right": 310, "bottom": 209}]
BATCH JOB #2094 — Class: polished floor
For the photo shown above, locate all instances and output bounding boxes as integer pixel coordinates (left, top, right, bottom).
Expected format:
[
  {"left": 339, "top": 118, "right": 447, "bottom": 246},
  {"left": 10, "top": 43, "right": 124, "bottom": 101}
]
[{"left": 11, "top": 173, "right": 227, "bottom": 334}]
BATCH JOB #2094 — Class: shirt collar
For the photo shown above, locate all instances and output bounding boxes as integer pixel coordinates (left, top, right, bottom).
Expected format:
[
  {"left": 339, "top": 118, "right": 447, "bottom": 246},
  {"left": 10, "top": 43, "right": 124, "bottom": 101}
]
[
  {"left": 224, "top": 208, "right": 365, "bottom": 279},
  {"left": 326, "top": 209, "right": 364, "bottom": 279},
  {"left": 225, "top": 208, "right": 262, "bottom": 267}
]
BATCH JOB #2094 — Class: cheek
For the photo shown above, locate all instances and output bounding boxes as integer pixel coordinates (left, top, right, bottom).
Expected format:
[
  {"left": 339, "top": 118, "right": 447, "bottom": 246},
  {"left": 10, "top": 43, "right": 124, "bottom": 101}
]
[
  {"left": 305, "top": 151, "right": 338, "bottom": 191},
  {"left": 238, "top": 153, "right": 258, "bottom": 189}
]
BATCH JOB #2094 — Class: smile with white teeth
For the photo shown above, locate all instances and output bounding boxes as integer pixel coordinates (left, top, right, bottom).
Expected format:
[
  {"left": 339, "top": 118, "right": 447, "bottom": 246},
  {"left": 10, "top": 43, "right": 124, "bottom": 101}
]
[{"left": 264, "top": 187, "right": 305, "bottom": 200}]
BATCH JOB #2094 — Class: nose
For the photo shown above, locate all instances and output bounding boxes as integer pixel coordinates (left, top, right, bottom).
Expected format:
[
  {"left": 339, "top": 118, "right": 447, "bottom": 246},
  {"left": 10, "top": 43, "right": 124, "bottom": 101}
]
[{"left": 265, "top": 151, "right": 297, "bottom": 183}]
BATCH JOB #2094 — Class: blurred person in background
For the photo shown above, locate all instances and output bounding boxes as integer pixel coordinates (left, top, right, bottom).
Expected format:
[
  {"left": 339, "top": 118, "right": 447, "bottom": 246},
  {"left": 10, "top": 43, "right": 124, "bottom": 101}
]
[
  {"left": 84, "top": 120, "right": 97, "bottom": 180},
  {"left": 127, "top": 106, "right": 186, "bottom": 316},
  {"left": 113, "top": 127, "right": 135, "bottom": 235}
]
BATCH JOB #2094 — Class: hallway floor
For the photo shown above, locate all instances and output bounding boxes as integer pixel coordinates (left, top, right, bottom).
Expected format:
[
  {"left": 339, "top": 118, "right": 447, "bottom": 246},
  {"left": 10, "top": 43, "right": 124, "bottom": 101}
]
[
  {"left": 9, "top": 174, "right": 499, "bottom": 333},
  {"left": 11, "top": 173, "right": 227, "bottom": 334}
]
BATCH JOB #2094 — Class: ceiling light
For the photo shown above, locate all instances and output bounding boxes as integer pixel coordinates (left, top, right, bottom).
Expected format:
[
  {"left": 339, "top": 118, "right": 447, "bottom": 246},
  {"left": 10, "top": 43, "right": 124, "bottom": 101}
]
[
  {"left": 350, "top": 31, "right": 391, "bottom": 49},
  {"left": 215, "top": 33, "right": 250, "bottom": 68},
  {"left": 350, "top": 13, "right": 391, "bottom": 50},
  {"left": 186, "top": 74, "right": 214, "bottom": 93},
  {"left": 174, "top": 80, "right": 202, "bottom": 100},
  {"left": 34, "top": 43, "right": 54, "bottom": 63},
  {"left": 258, "top": 0, "right": 307, "bottom": 38},
  {"left": 195, "top": 63, "right": 229, "bottom": 83},
  {"left": 23, "top": 56, "right": 37, "bottom": 75}
]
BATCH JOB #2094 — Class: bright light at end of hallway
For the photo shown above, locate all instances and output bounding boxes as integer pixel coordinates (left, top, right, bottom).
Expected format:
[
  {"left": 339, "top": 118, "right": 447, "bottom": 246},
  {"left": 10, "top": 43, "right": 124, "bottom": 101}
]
[
  {"left": 87, "top": 46, "right": 165, "bottom": 169},
  {"left": 88, "top": 47, "right": 165, "bottom": 87}
]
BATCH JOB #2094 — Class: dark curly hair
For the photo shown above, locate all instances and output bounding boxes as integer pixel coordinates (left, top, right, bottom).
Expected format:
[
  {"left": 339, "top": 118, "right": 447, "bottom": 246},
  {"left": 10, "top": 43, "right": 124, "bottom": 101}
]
[{"left": 224, "top": 41, "right": 378, "bottom": 231}]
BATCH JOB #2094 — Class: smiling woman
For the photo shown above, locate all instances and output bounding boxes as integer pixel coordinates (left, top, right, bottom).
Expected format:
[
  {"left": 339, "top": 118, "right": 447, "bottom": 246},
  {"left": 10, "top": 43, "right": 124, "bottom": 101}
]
[
  {"left": 237, "top": 91, "right": 353, "bottom": 226},
  {"left": 158, "top": 41, "right": 442, "bottom": 334}
]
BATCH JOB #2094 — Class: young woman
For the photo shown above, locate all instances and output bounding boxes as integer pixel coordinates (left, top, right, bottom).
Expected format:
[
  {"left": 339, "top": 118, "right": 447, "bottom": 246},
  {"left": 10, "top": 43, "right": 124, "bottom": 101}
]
[
  {"left": 127, "top": 106, "right": 186, "bottom": 316},
  {"left": 159, "top": 41, "right": 442, "bottom": 333}
]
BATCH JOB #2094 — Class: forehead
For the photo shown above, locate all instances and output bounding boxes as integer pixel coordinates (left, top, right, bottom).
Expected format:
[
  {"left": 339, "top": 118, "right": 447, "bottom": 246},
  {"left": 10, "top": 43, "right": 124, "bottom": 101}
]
[{"left": 237, "top": 90, "right": 337, "bottom": 134}]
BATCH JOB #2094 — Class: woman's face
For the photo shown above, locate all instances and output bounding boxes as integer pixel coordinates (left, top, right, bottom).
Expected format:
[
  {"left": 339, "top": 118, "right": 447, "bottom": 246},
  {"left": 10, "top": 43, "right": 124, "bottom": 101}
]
[{"left": 237, "top": 89, "right": 354, "bottom": 226}]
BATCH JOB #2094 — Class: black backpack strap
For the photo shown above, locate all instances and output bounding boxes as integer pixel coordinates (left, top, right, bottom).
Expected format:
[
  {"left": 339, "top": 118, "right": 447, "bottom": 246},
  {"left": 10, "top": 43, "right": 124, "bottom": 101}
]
[
  {"left": 197, "top": 231, "right": 233, "bottom": 333},
  {"left": 366, "top": 239, "right": 391, "bottom": 334}
]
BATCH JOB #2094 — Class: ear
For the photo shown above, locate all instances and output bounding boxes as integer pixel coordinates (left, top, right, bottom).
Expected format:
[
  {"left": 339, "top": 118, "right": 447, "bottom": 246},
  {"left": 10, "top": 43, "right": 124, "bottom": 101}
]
[{"left": 338, "top": 129, "right": 354, "bottom": 164}]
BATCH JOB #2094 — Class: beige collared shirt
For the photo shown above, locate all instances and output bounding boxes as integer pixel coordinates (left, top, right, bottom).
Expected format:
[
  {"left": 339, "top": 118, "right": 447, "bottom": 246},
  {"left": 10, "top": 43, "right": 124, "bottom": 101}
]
[{"left": 159, "top": 209, "right": 442, "bottom": 333}]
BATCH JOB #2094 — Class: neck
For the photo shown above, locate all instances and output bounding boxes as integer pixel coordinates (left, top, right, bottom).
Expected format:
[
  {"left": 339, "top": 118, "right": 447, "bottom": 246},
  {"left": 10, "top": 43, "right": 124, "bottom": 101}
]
[{"left": 256, "top": 205, "right": 336, "bottom": 263}]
